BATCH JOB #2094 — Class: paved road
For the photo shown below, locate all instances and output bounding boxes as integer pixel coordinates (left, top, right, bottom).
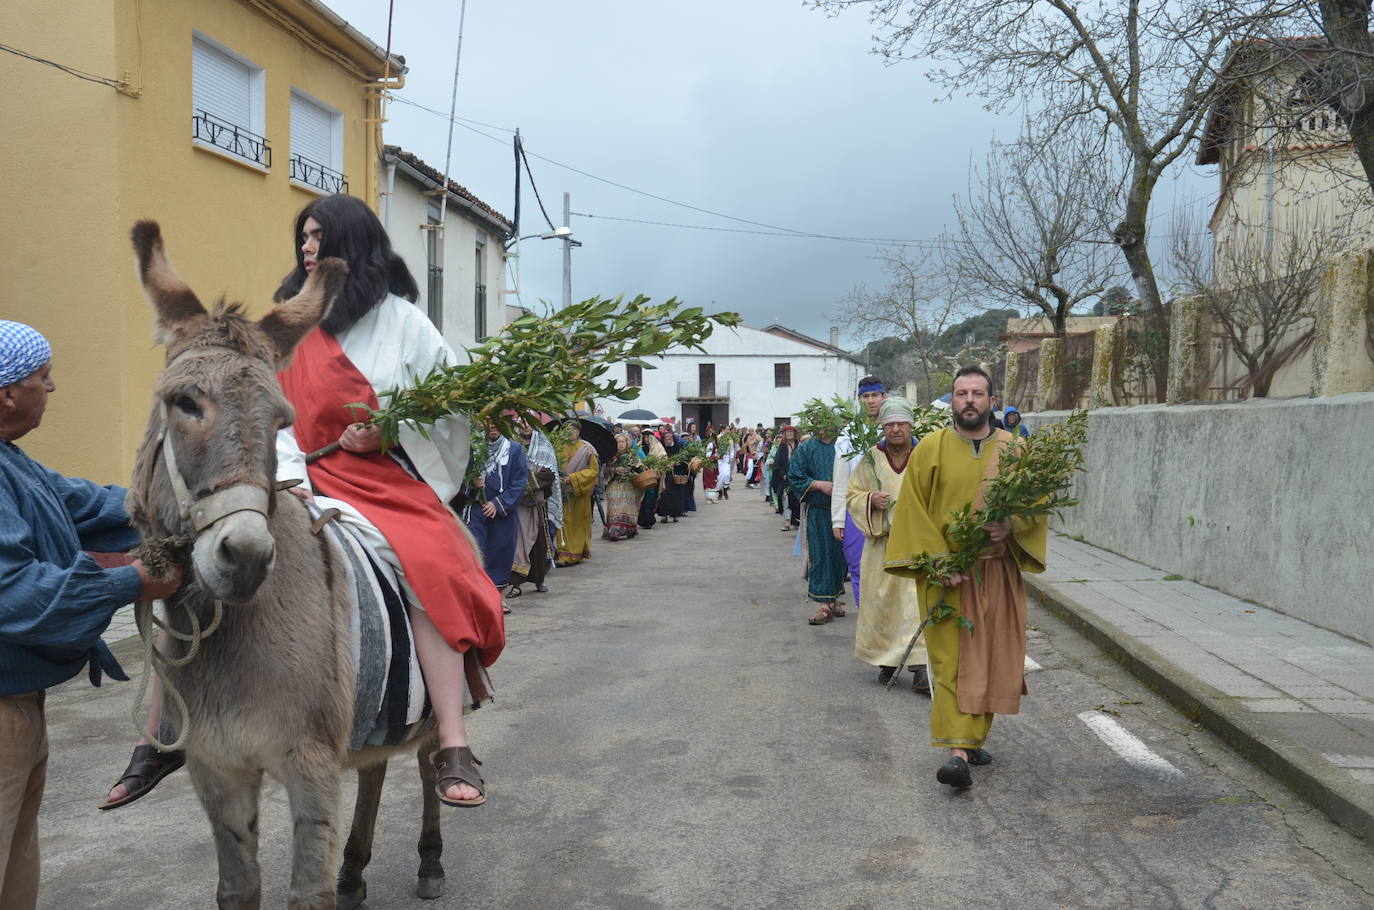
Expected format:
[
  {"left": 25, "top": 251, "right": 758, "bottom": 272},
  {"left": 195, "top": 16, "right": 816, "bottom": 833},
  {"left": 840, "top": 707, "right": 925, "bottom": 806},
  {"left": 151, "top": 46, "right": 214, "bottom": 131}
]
[{"left": 38, "top": 490, "right": 1373, "bottom": 908}]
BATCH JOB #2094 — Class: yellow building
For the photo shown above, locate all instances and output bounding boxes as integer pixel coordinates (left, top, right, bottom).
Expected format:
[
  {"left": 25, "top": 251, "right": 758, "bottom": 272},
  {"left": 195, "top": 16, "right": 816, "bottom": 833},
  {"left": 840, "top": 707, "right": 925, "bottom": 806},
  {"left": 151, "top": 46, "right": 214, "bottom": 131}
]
[{"left": 0, "top": 0, "right": 401, "bottom": 482}]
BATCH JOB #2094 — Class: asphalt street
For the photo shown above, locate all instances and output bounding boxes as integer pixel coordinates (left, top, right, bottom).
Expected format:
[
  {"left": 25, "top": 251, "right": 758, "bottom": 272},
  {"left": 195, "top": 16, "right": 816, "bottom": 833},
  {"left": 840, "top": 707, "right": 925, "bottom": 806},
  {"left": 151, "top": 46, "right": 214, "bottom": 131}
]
[{"left": 37, "top": 488, "right": 1374, "bottom": 908}]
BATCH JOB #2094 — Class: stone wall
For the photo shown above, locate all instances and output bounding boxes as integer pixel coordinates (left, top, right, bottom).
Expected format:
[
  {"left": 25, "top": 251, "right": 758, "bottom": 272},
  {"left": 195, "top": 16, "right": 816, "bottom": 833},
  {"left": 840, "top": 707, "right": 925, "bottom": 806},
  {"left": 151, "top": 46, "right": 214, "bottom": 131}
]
[{"left": 1025, "top": 395, "right": 1374, "bottom": 645}]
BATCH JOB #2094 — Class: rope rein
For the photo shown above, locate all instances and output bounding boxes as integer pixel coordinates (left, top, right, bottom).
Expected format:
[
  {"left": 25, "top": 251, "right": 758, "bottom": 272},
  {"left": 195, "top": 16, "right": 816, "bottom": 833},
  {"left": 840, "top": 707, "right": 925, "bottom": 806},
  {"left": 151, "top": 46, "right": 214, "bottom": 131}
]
[{"left": 127, "top": 398, "right": 288, "bottom": 753}]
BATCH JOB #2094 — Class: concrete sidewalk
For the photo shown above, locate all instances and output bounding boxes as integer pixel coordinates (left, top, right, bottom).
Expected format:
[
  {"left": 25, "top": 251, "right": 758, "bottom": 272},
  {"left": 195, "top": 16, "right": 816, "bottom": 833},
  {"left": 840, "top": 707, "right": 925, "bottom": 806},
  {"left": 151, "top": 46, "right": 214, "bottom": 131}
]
[{"left": 1027, "top": 534, "right": 1374, "bottom": 843}]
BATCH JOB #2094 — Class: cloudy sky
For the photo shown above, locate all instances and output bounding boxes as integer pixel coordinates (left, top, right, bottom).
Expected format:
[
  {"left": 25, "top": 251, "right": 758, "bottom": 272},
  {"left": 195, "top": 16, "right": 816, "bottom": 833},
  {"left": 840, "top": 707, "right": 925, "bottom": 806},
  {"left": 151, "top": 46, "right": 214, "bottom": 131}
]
[{"left": 327, "top": 0, "right": 1213, "bottom": 346}]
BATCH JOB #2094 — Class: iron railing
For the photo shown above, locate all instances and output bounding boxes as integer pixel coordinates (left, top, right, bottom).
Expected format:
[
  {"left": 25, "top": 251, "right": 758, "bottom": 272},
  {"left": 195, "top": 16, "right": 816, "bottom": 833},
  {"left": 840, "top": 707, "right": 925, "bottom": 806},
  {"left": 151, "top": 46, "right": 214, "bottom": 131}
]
[
  {"left": 290, "top": 153, "right": 348, "bottom": 194},
  {"left": 193, "top": 110, "right": 270, "bottom": 166},
  {"left": 677, "top": 381, "right": 731, "bottom": 400}
]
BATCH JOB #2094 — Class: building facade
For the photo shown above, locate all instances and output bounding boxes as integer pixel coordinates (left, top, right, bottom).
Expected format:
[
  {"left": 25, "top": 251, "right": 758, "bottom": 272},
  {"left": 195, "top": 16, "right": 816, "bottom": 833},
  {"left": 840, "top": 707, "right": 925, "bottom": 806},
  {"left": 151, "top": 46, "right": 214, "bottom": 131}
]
[
  {"left": 596, "top": 324, "right": 865, "bottom": 430},
  {"left": 2, "top": 0, "right": 401, "bottom": 482},
  {"left": 379, "top": 147, "right": 512, "bottom": 359}
]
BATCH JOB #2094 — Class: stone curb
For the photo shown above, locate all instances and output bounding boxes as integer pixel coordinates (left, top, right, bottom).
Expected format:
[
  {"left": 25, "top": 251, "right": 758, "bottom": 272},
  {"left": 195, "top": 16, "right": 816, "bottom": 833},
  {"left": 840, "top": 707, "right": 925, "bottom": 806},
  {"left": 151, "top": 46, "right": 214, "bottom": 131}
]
[{"left": 1025, "top": 576, "right": 1374, "bottom": 844}]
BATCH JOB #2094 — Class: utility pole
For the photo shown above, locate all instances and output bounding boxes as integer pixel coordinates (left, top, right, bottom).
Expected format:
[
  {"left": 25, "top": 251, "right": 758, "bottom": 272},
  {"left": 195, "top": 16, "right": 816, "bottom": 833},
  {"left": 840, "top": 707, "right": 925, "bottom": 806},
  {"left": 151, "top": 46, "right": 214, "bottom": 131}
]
[{"left": 562, "top": 191, "right": 572, "bottom": 310}]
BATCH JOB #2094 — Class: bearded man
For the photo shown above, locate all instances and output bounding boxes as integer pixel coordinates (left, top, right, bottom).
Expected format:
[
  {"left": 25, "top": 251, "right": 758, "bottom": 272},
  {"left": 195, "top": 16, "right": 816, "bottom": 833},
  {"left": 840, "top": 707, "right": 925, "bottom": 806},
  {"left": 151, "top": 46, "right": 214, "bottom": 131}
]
[
  {"left": 844, "top": 397, "right": 930, "bottom": 694},
  {"left": 885, "top": 366, "right": 1047, "bottom": 791}
]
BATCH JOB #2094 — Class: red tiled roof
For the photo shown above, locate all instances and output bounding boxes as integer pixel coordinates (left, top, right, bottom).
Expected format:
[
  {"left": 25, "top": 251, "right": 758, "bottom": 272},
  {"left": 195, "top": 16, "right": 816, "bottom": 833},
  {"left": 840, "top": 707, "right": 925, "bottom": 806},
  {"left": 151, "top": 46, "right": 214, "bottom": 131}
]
[{"left": 384, "top": 145, "right": 512, "bottom": 230}]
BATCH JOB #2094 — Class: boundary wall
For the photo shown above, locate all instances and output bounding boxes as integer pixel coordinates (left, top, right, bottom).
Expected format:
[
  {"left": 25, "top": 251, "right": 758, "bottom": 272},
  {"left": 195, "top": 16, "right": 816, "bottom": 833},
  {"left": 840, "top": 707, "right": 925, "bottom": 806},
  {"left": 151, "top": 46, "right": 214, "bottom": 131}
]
[{"left": 1026, "top": 394, "right": 1374, "bottom": 645}]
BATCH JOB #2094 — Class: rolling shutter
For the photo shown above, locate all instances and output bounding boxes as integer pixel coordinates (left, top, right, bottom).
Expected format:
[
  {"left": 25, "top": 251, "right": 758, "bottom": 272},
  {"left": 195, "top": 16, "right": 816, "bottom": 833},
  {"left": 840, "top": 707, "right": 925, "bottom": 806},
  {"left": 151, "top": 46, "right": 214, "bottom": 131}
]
[
  {"left": 191, "top": 36, "right": 252, "bottom": 128},
  {"left": 291, "top": 92, "right": 334, "bottom": 167}
]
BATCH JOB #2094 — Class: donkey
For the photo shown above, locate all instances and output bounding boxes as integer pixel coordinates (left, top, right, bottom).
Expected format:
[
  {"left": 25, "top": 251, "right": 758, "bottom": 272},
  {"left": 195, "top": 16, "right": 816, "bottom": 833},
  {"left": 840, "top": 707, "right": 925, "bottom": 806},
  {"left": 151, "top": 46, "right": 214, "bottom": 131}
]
[{"left": 126, "top": 220, "right": 447, "bottom": 909}]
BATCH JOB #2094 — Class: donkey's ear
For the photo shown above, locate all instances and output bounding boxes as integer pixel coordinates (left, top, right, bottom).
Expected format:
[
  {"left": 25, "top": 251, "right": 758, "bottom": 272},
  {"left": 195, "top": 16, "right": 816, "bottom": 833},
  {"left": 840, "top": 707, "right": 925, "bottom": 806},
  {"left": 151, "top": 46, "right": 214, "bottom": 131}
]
[
  {"left": 258, "top": 257, "right": 348, "bottom": 367},
  {"left": 131, "top": 221, "right": 207, "bottom": 345}
]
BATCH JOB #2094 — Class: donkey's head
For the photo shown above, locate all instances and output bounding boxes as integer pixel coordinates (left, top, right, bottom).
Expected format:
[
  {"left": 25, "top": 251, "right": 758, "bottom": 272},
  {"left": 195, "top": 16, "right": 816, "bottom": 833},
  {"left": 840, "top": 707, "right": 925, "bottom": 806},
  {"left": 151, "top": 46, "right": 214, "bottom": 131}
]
[{"left": 127, "top": 221, "right": 347, "bottom": 604}]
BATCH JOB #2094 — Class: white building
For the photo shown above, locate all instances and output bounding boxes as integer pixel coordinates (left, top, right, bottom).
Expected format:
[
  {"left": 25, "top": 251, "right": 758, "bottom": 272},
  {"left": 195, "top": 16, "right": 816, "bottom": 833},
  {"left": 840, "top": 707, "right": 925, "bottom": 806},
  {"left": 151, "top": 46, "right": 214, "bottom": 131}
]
[
  {"left": 596, "top": 324, "right": 866, "bottom": 430},
  {"left": 378, "top": 146, "right": 512, "bottom": 358}
]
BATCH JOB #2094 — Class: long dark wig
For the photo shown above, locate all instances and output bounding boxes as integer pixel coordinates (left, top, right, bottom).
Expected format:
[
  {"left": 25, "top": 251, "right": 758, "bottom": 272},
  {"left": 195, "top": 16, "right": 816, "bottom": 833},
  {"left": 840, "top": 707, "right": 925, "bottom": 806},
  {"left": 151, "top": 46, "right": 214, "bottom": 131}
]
[{"left": 273, "top": 194, "right": 419, "bottom": 336}]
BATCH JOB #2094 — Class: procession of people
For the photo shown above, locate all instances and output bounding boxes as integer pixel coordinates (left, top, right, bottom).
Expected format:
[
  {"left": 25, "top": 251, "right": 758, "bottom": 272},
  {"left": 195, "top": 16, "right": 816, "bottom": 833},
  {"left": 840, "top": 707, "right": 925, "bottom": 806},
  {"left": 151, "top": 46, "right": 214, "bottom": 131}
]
[{"left": 0, "top": 189, "right": 1048, "bottom": 909}]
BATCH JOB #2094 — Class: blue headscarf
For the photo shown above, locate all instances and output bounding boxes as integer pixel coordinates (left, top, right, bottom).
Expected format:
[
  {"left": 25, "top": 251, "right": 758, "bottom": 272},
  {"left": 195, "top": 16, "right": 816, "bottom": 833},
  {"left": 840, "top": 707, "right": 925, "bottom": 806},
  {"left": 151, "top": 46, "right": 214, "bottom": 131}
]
[{"left": 0, "top": 321, "right": 51, "bottom": 387}]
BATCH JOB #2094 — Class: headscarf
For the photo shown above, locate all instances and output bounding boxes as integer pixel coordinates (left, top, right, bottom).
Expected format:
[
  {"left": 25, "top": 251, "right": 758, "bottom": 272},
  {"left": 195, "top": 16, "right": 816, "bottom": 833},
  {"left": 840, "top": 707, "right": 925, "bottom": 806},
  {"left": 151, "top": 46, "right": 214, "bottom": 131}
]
[
  {"left": 877, "top": 396, "right": 915, "bottom": 426},
  {"left": 0, "top": 321, "right": 51, "bottom": 387},
  {"left": 525, "top": 428, "right": 564, "bottom": 530},
  {"left": 857, "top": 379, "right": 886, "bottom": 395}
]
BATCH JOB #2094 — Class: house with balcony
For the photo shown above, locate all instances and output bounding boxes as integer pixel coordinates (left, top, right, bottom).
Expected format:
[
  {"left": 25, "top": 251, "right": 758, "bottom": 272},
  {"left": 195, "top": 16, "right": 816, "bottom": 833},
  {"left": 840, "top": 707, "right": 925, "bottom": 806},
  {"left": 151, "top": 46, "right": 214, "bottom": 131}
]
[
  {"left": 595, "top": 323, "right": 865, "bottom": 431},
  {"left": 1, "top": 0, "right": 401, "bottom": 482},
  {"left": 378, "top": 146, "right": 513, "bottom": 357}
]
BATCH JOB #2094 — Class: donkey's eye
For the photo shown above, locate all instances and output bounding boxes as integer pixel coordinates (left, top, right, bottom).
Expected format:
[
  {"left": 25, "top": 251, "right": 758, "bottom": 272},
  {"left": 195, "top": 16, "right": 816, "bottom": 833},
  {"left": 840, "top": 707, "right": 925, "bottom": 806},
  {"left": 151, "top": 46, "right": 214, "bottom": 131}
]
[{"left": 175, "top": 396, "right": 203, "bottom": 419}]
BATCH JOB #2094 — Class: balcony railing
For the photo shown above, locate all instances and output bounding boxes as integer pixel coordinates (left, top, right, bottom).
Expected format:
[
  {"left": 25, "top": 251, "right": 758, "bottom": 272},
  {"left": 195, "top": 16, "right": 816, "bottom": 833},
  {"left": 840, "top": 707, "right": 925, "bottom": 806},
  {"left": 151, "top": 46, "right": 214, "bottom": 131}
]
[
  {"left": 193, "top": 110, "right": 271, "bottom": 167},
  {"left": 290, "top": 153, "right": 348, "bottom": 194},
  {"left": 677, "top": 380, "right": 731, "bottom": 400}
]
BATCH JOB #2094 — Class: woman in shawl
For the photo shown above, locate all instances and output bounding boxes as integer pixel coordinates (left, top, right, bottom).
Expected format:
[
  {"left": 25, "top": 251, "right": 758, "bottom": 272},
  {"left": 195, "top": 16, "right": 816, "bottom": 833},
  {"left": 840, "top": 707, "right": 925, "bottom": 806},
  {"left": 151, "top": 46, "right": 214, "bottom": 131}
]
[
  {"left": 771, "top": 425, "right": 800, "bottom": 529},
  {"left": 635, "top": 427, "right": 664, "bottom": 528},
  {"left": 657, "top": 429, "right": 689, "bottom": 522},
  {"left": 602, "top": 432, "right": 643, "bottom": 541}
]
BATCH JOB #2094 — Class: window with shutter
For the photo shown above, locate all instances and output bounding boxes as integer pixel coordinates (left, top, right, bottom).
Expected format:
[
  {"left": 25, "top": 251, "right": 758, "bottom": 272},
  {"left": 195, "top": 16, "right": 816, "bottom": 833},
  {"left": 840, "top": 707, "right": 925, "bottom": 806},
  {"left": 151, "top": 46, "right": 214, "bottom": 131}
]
[
  {"left": 191, "top": 33, "right": 268, "bottom": 167},
  {"left": 290, "top": 90, "right": 346, "bottom": 194}
]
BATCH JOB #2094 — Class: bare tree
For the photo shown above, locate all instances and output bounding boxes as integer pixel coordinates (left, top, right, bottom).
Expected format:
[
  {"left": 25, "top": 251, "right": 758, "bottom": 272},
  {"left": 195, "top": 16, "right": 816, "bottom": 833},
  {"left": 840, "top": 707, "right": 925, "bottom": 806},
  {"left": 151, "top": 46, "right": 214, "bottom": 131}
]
[
  {"left": 948, "top": 134, "right": 1121, "bottom": 341},
  {"left": 836, "top": 246, "right": 969, "bottom": 392},
  {"left": 1169, "top": 206, "right": 1326, "bottom": 397},
  {"left": 809, "top": 0, "right": 1300, "bottom": 400}
]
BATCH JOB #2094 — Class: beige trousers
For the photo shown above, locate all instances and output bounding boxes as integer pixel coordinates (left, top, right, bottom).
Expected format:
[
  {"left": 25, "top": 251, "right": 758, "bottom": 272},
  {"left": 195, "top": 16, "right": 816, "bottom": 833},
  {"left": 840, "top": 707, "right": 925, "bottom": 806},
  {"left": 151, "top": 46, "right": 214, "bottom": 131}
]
[{"left": 0, "top": 692, "right": 47, "bottom": 910}]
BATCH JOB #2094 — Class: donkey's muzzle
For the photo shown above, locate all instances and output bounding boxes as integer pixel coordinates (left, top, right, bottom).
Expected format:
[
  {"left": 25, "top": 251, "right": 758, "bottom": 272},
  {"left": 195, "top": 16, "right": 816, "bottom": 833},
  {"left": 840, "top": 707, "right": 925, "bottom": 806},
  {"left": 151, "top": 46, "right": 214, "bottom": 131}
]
[{"left": 192, "top": 511, "right": 276, "bottom": 604}]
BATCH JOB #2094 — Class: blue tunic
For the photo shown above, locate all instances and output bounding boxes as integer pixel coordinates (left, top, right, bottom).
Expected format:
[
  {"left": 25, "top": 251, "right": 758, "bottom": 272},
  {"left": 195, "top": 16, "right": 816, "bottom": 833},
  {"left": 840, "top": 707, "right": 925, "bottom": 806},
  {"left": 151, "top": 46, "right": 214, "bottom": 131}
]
[
  {"left": 0, "top": 440, "right": 141, "bottom": 695},
  {"left": 788, "top": 437, "right": 846, "bottom": 604},
  {"left": 463, "top": 438, "right": 528, "bottom": 587}
]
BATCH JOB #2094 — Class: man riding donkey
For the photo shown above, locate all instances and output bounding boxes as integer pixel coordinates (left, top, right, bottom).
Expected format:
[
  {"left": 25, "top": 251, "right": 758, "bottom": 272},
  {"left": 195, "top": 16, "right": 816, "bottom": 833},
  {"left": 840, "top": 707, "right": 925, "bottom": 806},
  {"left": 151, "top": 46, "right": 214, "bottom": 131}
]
[{"left": 104, "top": 194, "right": 504, "bottom": 811}]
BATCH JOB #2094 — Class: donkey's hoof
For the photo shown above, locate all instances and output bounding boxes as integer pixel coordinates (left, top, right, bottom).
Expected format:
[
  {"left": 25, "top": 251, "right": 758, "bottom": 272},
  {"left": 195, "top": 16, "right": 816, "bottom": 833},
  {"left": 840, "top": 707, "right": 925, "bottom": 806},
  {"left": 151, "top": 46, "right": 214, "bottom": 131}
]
[
  {"left": 417, "top": 875, "right": 445, "bottom": 900},
  {"left": 337, "top": 883, "right": 366, "bottom": 910}
]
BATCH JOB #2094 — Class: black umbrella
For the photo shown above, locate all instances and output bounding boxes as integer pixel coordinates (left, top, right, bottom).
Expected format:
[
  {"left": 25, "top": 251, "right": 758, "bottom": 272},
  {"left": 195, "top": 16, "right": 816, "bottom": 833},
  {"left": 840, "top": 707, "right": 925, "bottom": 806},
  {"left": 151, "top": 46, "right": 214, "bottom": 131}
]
[
  {"left": 547, "top": 413, "right": 617, "bottom": 464},
  {"left": 616, "top": 408, "right": 660, "bottom": 424}
]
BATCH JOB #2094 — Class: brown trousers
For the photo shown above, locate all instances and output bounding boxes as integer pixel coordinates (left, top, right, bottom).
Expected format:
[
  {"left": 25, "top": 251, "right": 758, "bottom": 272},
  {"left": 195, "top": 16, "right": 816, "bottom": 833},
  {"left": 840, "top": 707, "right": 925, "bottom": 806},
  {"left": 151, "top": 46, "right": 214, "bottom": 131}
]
[{"left": 0, "top": 692, "right": 47, "bottom": 910}]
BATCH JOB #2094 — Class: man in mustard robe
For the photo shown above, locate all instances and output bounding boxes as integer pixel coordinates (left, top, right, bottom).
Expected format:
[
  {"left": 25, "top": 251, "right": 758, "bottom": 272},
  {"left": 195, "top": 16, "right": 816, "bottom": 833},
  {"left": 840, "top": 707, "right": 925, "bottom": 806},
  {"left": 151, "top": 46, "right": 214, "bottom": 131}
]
[
  {"left": 885, "top": 367, "right": 1047, "bottom": 790},
  {"left": 554, "top": 424, "right": 600, "bottom": 566},
  {"left": 846, "top": 397, "right": 930, "bottom": 692}
]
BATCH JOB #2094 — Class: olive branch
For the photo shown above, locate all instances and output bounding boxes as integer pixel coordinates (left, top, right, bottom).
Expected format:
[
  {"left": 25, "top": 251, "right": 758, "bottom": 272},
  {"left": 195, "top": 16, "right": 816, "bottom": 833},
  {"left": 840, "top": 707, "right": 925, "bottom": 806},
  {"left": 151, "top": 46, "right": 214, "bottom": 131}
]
[{"left": 887, "top": 411, "right": 1089, "bottom": 687}]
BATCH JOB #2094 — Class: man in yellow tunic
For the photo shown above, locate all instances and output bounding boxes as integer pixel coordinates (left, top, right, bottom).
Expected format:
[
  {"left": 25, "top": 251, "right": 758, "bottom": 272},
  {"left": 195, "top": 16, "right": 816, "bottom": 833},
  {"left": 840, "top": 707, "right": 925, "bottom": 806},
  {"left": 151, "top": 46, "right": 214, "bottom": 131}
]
[
  {"left": 885, "top": 367, "right": 1047, "bottom": 790},
  {"left": 846, "top": 397, "right": 930, "bottom": 693},
  {"left": 554, "top": 425, "right": 600, "bottom": 566}
]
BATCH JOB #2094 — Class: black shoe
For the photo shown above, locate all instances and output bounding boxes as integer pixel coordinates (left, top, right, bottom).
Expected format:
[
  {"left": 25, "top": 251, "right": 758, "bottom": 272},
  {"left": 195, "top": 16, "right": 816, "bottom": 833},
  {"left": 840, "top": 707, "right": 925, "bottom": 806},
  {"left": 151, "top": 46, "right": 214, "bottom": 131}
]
[
  {"left": 910, "top": 665, "right": 931, "bottom": 695},
  {"left": 966, "top": 748, "right": 992, "bottom": 766},
  {"left": 936, "top": 756, "right": 972, "bottom": 789},
  {"left": 877, "top": 666, "right": 896, "bottom": 685}
]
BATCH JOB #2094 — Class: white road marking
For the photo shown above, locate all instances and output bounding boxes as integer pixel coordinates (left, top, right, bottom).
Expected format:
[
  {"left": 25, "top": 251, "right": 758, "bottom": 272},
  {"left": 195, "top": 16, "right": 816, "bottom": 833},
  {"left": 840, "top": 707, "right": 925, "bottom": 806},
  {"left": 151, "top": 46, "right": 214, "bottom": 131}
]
[
  {"left": 1024, "top": 656, "right": 1042, "bottom": 671},
  {"left": 1077, "top": 711, "right": 1183, "bottom": 777}
]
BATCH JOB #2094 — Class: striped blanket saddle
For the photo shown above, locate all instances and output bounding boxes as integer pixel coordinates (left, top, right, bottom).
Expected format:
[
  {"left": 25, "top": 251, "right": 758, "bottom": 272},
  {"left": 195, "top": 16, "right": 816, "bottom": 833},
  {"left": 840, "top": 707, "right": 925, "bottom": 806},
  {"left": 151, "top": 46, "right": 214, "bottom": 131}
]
[{"left": 312, "top": 507, "right": 433, "bottom": 750}]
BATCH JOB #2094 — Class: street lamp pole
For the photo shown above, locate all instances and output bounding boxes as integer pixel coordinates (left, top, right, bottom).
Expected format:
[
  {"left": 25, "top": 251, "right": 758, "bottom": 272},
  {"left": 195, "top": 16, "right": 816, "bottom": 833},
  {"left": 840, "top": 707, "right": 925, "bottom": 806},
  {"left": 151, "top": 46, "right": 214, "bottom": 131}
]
[{"left": 562, "top": 191, "right": 572, "bottom": 310}]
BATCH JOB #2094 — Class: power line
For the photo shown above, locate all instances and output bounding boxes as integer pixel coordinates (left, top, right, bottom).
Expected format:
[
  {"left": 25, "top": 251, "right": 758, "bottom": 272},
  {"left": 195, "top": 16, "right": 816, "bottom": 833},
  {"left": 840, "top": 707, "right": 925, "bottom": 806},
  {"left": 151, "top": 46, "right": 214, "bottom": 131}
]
[
  {"left": 0, "top": 42, "right": 125, "bottom": 90},
  {"left": 519, "top": 138, "right": 557, "bottom": 231},
  {"left": 388, "top": 95, "right": 517, "bottom": 134}
]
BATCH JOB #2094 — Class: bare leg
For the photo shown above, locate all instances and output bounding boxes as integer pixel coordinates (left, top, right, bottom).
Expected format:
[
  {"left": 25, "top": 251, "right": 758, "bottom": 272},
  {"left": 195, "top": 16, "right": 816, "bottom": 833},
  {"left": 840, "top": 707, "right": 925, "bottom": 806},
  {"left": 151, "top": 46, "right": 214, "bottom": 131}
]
[
  {"left": 337, "top": 763, "right": 386, "bottom": 910},
  {"left": 106, "top": 653, "right": 166, "bottom": 804},
  {"left": 408, "top": 607, "right": 480, "bottom": 802},
  {"left": 283, "top": 740, "right": 343, "bottom": 910}
]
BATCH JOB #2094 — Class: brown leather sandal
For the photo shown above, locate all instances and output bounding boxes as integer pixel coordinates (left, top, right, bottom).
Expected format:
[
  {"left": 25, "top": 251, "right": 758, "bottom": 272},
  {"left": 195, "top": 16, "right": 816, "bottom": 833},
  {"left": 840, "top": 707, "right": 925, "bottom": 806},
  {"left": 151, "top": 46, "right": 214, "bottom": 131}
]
[
  {"left": 828, "top": 604, "right": 847, "bottom": 618},
  {"left": 807, "top": 606, "right": 832, "bottom": 625},
  {"left": 99, "top": 743, "right": 186, "bottom": 810},
  {"left": 431, "top": 746, "right": 486, "bottom": 807}
]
